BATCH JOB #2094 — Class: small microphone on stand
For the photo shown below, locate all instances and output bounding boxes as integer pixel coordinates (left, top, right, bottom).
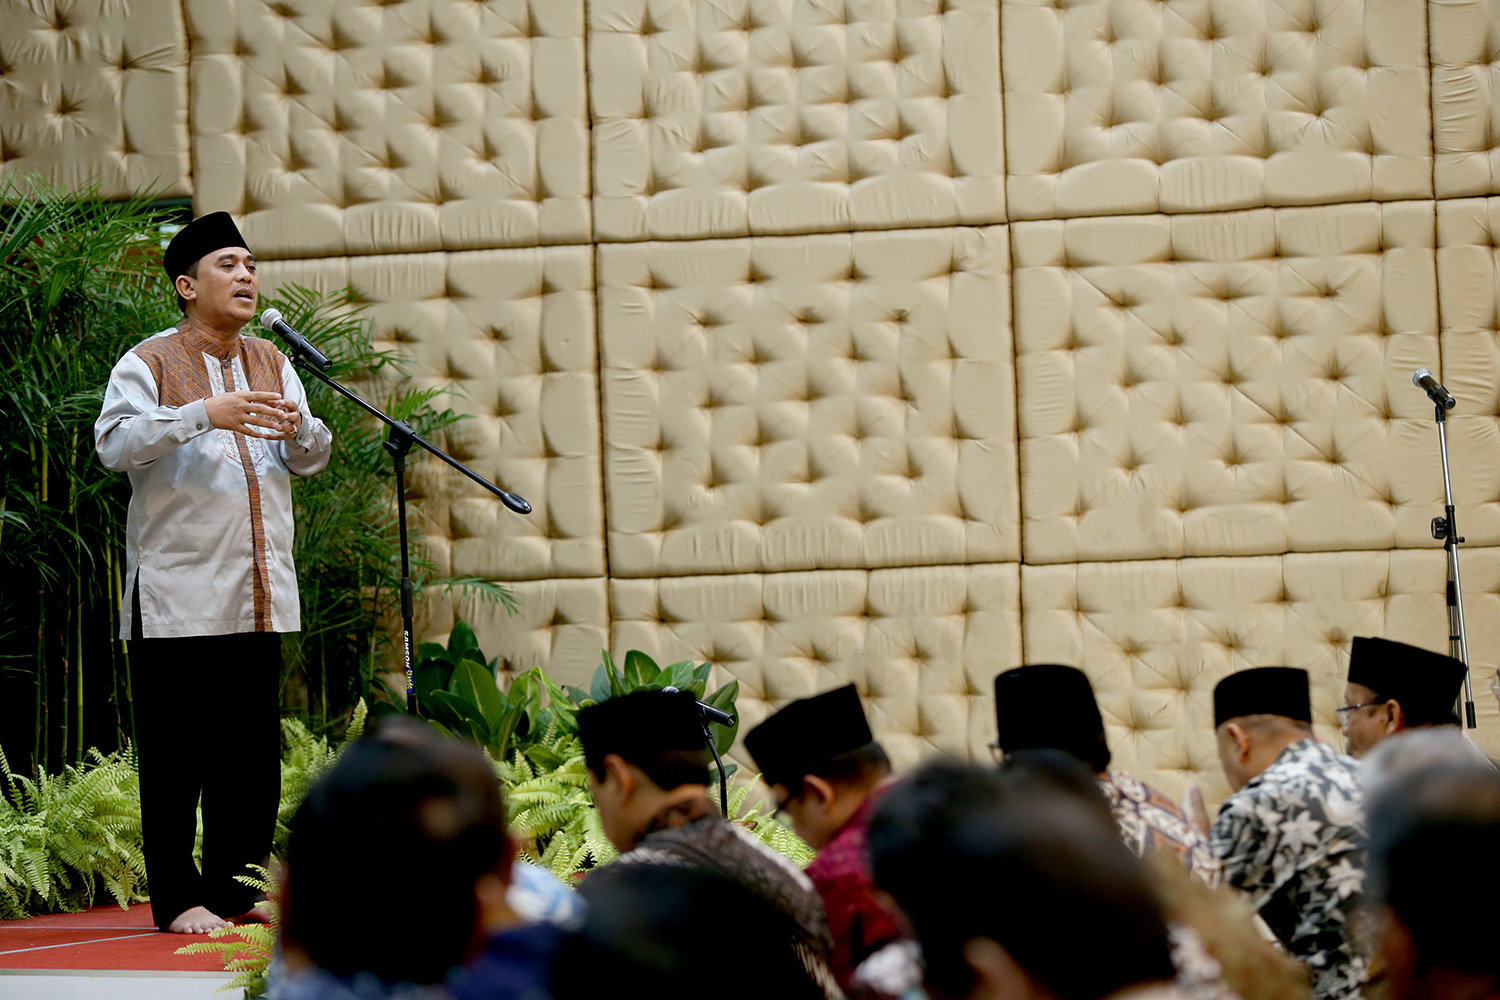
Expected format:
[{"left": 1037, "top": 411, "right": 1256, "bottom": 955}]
[
  {"left": 664, "top": 686, "right": 736, "bottom": 727},
  {"left": 1413, "top": 368, "right": 1456, "bottom": 410}
]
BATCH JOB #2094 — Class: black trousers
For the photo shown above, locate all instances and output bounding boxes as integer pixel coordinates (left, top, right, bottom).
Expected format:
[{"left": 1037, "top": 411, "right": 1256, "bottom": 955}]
[{"left": 132, "top": 588, "right": 281, "bottom": 930}]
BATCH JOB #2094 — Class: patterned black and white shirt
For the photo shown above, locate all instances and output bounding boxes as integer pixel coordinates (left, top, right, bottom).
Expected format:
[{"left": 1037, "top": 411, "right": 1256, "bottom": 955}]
[{"left": 1209, "top": 738, "right": 1367, "bottom": 1000}]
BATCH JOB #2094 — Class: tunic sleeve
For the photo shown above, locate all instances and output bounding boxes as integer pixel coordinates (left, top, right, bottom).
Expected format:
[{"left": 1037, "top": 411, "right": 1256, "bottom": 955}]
[
  {"left": 95, "top": 352, "right": 213, "bottom": 471},
  {"left": 277, "top": 359, "right": 332, "bottom": 476}
]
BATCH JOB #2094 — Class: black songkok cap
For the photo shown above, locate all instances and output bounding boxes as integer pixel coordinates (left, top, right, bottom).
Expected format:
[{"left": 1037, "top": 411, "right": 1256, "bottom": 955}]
[
  {"left": 1213, "top": 667, "right": 1311, "bottom": 728},
  {"left": 164, "top": 211, "right": 249, "bottom": 281},
  {"left": 743, "top": 684, "right": 874, "bottom": 789},
  {"left": 577, "top": 689, "right": 708, "bottom": 773},
  {"left": 992, "top": 665, "right": 1108, "bottom": 764},
  {"left": 1348, "top": 636, "right": 1467, "bottom": 726}
]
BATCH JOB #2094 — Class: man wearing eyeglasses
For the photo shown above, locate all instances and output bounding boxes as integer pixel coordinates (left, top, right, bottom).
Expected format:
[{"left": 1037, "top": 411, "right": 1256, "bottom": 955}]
[{"left": 1338, "top": 637, "right": 1468, "bottom": 759}]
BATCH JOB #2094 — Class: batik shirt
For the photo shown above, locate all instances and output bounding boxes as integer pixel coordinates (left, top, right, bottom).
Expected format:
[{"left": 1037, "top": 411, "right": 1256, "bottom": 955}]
[
  {"left": 1101, "top": 771, "right": 1222, "bottom": 887},
  {"left": 1209, "top": 739, "right": 1366, "bottom": 1000},
  {"left": 96, "top": 327, "right": 331, "bottom": 638},
  {"left": 600, "top": 805, "right": 842, "bottom": 999}
]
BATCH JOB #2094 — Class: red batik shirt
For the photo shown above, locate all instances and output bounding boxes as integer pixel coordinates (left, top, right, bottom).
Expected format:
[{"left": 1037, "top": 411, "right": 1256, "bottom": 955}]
[{"left": 805, "top": 787, "right": 903, "bottom": 990}]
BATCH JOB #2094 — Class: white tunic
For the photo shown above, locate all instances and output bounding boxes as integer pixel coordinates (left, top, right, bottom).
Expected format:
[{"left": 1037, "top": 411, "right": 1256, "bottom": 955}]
[{"left": 95, "top": 326, "right": 332, "bottom": 638}]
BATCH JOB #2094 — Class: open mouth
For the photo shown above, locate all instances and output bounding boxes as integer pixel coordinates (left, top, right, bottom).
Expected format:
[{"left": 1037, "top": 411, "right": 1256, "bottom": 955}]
[{"left": 233, "top": 289, "right": 255, "bottom": 302}]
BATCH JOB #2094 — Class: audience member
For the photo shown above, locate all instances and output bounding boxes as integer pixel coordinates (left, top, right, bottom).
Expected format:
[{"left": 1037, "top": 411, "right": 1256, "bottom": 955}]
[
  {"left": 745, "top": 684, "right": 901, "bottom": 992},
  {"left": 1339, "top": 638, "right": 1467, "bottom": 759},
  {"left": 1358, "top": 728, "right": 1492, "bottom": 798},
  {"left": 868, "top": 758, "right": 1186, "bottom": 1000},
  {"left": 577, "top": 689, "right": 840, "bottom": 998},
  {"left": 1210, "top": 668, "right": 1367, "bottom": 1000},
  {"left": 991, "top": 664, "right": 1220, "bottom": 885},
  {"left": 274, "top": 717, "right": 523, "bottom": 1000},
  {"left": 553, "top": 863, "right": 826, "bottom": 1000},
  {"left": 1363, "top": 760, "right": 1500, "bottom": 1000}
]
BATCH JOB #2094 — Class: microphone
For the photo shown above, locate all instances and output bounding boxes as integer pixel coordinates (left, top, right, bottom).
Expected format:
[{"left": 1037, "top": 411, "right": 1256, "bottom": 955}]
[
  {"left": 664, "top": 686, "right": 736, "bottom": 727},
  {"left": 261, "top": 308, "right": 333, "bottom": 371},
  {"left": 1413, "top": 369, "right": 1456, "bottom": 410}
]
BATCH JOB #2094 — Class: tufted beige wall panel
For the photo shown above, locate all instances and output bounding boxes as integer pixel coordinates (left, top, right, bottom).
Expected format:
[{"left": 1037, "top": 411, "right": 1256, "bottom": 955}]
[
  {"left": 0, "top": 0, "right": 191, "bottom": 198},
  {"left": 599, "top": 225, "right": 1017, "bottom": 577},
  {"left": 588, "top": 0, "right": 1005, "bottom": 241},
  {"left": 188, "top": 0, "right": 590, "bottom": 256},
  {"left": 14, "top": 0, "right": 1500, "bottom": 790},
  {"left": 1001, "top": 0, "right": 1431, "bottom": 220},
  {"left": 1431, "top": 0, "right": 1500, "bottom": 198},
  {"left": 610, "top": 563, "right": 1020, "bottom": 770},
  {"left": 259, "top": 246, "right": 603, "bottom": 582},
  {"left": 1015, "top": 202, "right": 1443, "bottom": 565},
  {"left": 416, "top": 577, "right": 610, "bottom": 690},
  {"left": 1024, "top": 548, "right": 1500, "bottom": 809},
  {"left": 1437, "top": 198, "right": 1500, "bottom": 548}
]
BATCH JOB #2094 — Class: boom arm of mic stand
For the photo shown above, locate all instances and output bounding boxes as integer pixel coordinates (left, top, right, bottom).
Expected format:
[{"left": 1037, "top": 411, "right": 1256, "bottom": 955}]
[{"left": 290, "top": 356, "right": 532, "bottom": 715}]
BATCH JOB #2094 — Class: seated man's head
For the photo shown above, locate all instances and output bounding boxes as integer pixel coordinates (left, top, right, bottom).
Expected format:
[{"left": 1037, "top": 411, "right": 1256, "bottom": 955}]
[
  {"left": 1365, "top": 760, "right": 1500, "bottom": 1000},
  {"left": 164, "top": 212, "right": 258, "bottom": 328},
  {"left": 744, "top": 684, "right": 891, "bottom": 849},
  {"left": 868, "top": 760, "right": 1175, "bottom": 1000},
  {"left": 577, "top": 689, "right": 712, "bottom": 851},
  {"left": 1212, "top": 667, "right": 1315, "bottom": 791},
  {"left": 990, "top": 665, "right": 1111, "bottom": 774},
  {"left": 280, "top": 717, "right": 513, "bottom": 985},
  {"left": 1340, "top": 637, "right": 1467, "bottom": 759},
  {"left": 554, "top": 863, "right": 825, "bottom": 1000}
]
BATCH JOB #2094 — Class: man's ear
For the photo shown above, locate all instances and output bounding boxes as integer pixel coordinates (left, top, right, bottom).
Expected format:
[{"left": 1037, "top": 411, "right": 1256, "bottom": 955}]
[
  {"left": 175, "top": 273, "right": 196, "bottom": 305},
  {"left": 802, "top": 774, "right": 836, "bottom": 810},
  {"left": 1383, "top": 699, "right": 1406, "bottom": 733},
  {"left": 602, "top": 753, "right": 635, "bottom": 799},
  {"left": 963, "top": 937, "right": 1038, "bottom": 1000},
  {"left": 1227, "top": 721, "right": 1253, "bottom": 762}
]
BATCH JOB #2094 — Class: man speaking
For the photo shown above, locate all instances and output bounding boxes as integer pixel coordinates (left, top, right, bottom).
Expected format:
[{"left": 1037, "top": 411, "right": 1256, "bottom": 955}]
[{"left": 95, "top": 212, "right": 332, "bottom": 934}]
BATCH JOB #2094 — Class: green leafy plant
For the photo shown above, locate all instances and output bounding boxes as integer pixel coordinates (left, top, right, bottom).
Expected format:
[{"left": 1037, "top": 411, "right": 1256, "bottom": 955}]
[
  {"left": 408, "top": 622, "right": 534, "bottom": 758},
  {"left": 0, "top": 179, "right": 184, "bottom": 774},
  {"left": 0, "top": 744, "right": 146, "bottom": 918},
  {"left": 498, "top": 725, "right": 616, "bottom": 880},
  {"left": 569, "top": 649, "right": 742, "bottom": 757},
  {"left": 272, "top": 700, "right": 367, "bottom": 857},
  {"left": 175, "top": 866, "right": 276, "bottom": 998}
]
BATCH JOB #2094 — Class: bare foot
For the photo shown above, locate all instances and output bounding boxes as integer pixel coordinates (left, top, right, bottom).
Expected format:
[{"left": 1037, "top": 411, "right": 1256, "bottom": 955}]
[
  {"left": 228, "top": 902, "right": 274, "bottom": 924},
  {"left": 167, "top": 905, "right": 228, "bottom": 934}
]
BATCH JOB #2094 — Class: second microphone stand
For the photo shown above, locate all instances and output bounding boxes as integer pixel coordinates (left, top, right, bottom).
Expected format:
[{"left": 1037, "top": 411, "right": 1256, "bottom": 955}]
[
  {"left": 290, "top": 355, "right": 531, "bottom": 716},
  {"left": 1426, "top": 400, "right": 1478, "bottom": 729}
]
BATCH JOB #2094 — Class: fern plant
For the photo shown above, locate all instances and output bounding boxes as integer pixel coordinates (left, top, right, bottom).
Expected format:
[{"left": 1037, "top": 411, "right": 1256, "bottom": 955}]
[
  {"left": 0, "top": 744, "right": 146, "bottom": 918},
  {"left": 273, "top": 700, "right": 367, "bottom": 856},
  {"left": 723, "top": 776, "right": 815, "bottom": 868},
  {"left": 175, "top": 866, "right": 277, "bottom": 998},
  {"left": 498, "top": 724, "right": 616, "bottom": 881}
]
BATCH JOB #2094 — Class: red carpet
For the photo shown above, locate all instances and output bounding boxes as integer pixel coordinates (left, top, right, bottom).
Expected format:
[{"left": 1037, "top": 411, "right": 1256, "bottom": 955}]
[{"left": 0, "top": 904, "right": 240, "bottom": 972}]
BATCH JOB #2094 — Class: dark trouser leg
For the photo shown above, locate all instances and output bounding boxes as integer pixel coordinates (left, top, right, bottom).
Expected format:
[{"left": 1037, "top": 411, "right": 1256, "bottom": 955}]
[
  {"left": 133, "top": 634, "right": 207, "bottom": 931},
  {"left": 198, "top": 631, "right": 281, "bottom": 918},
  {"left": 133, "top": 587, "right": 282, "bottom": 928}
]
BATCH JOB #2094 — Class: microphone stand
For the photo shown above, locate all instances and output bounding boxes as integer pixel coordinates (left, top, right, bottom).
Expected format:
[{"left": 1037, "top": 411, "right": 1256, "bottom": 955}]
[
  {"left": 288, "top": 354, "right": 531, "bottom": 716},
  {"left": 666, "top": 686, "right": 735, "bottom": 815},
  {"left": 696, "top": 711, "right": 732, "bottom": 817},
  {"left": 1426, "top": 400, "right": 1478, "bottom": 729}
]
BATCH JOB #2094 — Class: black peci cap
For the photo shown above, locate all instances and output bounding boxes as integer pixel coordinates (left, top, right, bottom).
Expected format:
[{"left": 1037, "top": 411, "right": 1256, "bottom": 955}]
[
  {"left": 992, "top": 665, "right": 1109, "bottom": 769},
  {"left": 743, "top": 684, "right": 874, "bottom": 789},
  {"left": 1213, "top": 667, "right": 1311, "bottom": 728},
  {"left": 1348, "top": 636, "right": 1467, "bottom": 726},
  {"left": 164, "top": 211, "right": 249, "bottom": 281},
  {"left": 577, "top": 689, "right": 709, "bottom": 775}
]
